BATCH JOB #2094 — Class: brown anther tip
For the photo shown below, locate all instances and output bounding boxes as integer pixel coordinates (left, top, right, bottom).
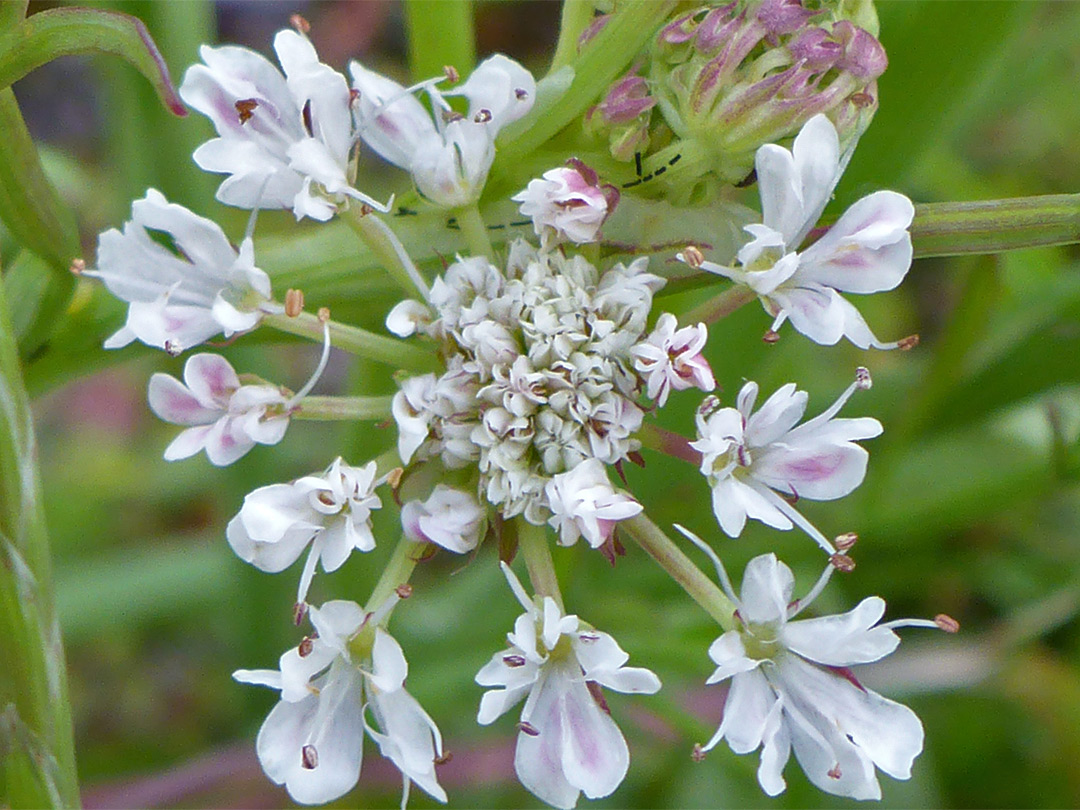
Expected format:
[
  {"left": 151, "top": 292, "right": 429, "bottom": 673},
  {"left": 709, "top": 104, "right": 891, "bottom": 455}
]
[
  {"left": 850, "top": 91, "right": 875, "bottom": 108},
  {"left": 443, "top": 65, "right": 460, "bottom": 83},
  {"left": 164, "top": 340, "right": 182, "bottom": 358},
  {"left": 834, "top": 532, "right": 858, "bottom": 552},
  {"left": 474, "top": 108, "right": 493, "bottom": 124},
  {"left": 386, "top": 467, "right": 404, "bottom": 490},
  {"left": 763, "top": 329, "right": 781, "bottom": 344},
  {"left": 395, "top": 583, "right": 414, "bottom": 599},
  {"left": 284, "top": 288, "right": 305, "bottom": 318},
  {"left": 503, "top": 654, "right": 526, "bottom": 668},
  {"left": 898, "top": 334, "right": 920, "bottom": 351},
  {"left": 514, "top": 88, "right": 528, "bottom": 100},
  {"left": 360, "top": 202, "right": 374, "bottom": 217},
  {"left": 349, "top": 88, "right": 361, "bottom": 103},
  {"left": 290, "top": 13, "right": 311, "bottom": 34},
  {"left": 830, "top": 553, "right": 856, "bottom": 573},
  {"left": 855, "top": 366, "right": 872, "bottom": 390},
  {"left": 827, "top": 764, "right": 842, "bottom": 780},
  {"left": 301, "top": 744, "right": 318, "bottom": 769},
  {"left": 69, "top": 258, "right": 86, "bottom": 275},
  {"left": 517, "top": 721, "right": 540, "bottom": 737},
  {"left": 691, "top": 743, "right": 706, "bottom": 763},
  {"left": 934, "top": 613, "right": 960, "bottom": 633},
  {"left": 435, "top": 751, "right": 453, "bottom": 766},
  {"left": 235, "top": 98, "right": 258, "bottom": 124},
  {"left": 293, "top": 601, "right": 308, "bottom": 626},
  {"left": 317, "top": 306, "right": 331, "bottom": 324},
  {"left": 681, "top": 245, "right": 705, "bottom": 269},
  {"left": 298, "top": 636, "right": 314, "bottom": 657}
]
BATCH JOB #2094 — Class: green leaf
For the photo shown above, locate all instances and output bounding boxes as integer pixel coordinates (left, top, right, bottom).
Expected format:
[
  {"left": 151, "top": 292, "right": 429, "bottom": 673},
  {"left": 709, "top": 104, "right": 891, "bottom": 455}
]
[{"left": 0, "top": 7, "right": 185, "bottom": 116}]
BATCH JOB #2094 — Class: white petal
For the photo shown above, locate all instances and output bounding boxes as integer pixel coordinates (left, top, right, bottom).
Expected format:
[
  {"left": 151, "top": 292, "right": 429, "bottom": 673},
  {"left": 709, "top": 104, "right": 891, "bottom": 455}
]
[
  {"left": 769, "top": 283, "right": 847, "bottom": 346},
  {"left": 367, "top": 687, "right": 447, "bottom": 802},
  {"left": 783, "top": 597, "right": 900, "bottom": 666},
  {"left": 738, "top": 554, "right": 794, "bottom": 626},
  {"left": 705, "top": 632, "right": 761, "bottom": 683},
  {"left": 788, "top": 114, "right": 842, "bottom": 246},
  {"left": 752, "top": 440, "right": 869, "bottom": 501},
  {"left": 226, "top": 513, "right": 316, "bottom": 574},
  {"left": 452, "top": 54, "right": 536, "bottom": 132},
  {"left": 162, "top": 424, "right": 214, "bottom": 461},
  {"left": 711, "top": 668, "right": 775, "bottom": 755},
  {"left": 369, "top": 627, "right": 408, "bottom": 693},
  {"left": 147, "top": 373, "right": 219, "bottom": 426},
  {"left": 183, "top": 353, "right": 239, "bottom": 406},
  {"left": 744, "top": 383, "right": 807, "bottom": 448},
  {"left": 757, "top": 694, "right": 791, "bottom": 796}
]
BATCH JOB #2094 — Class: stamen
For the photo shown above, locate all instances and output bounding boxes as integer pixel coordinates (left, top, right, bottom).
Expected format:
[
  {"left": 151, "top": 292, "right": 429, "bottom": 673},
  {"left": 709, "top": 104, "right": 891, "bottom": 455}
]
[
  {"left": 827, "top": 764, "right": 842, "bottom": 780},
  {"left": 443, "top": 64, "right": 459, "bottom": 83},
  {"left": 368, "top": 592, "right": 403, "bottom": 627},
  {"left": 880, "top": 615, "right": 956, "bottom": 632},
  {"left": 514, "top": 88, "right": 529, "bottom": 100},
  {"left": 473, "top": 108, "right": 493, "bottom": 124},
  {"left": 290, "top": 14, "right": 311, "bottom": 34},
  {"left": 435, "top": 751, "right": 453, "bottom": 765},
  {"left": 69, "top": 258, "right": 86, "bottom": 275},
  {"left": 301, "top": 744, "right": 318, "bottom": 769},
  {"left": 798, "top": 369, "right": 871, "bottom": 433},
  {"left": 517, "top": 721, "right": 540, "bottom": 736},
  {"left": 787, "top": 557, "right": 837, "bottom": 619},
  {"left": 287, "top": 319, "right": 332, "bottom": 407},
  {"left": 163, "top": 340, "right": 182, "bottom": 357},
  {"left": 234, "top": 98, "right": 258, "bottom": 124},
  {"left": 293, "top": 601, "right": 308, "bottom": 626},
  {"left": 680, "top": 245, "right": 705, "bottom": 269},
  {"left": 855, "top": 366, "right": 872, "bottom": 390},
  {"left": 935, "top": 613, "right": 960, "bottom": 633},
  {"left": 395, "top": 583, "right": 414, "bottom": 599},
  {"left": 284, "top": 288, "right": 304, "bottom": 318},
  {"left": 898, "top": 334, "right": 920, "bottom": 351},
  {"left": 673, "top": 524, "right": 739, "bottom": 606},
  {"left": 757, "top": 486, "right": 836, "bottom": 554},
  {"left": 691, "top": 743, "right": 707, "bottom": 762},
  {"left": 829, "top": 553, "right": 856, "bottom": 572},
  {"left": 503, "top": 654, "right": 526, "bottom": 668},
  {"left": 834, "top": 532, "right": 858, "bottom": 551},
  {"left": 763, "top": 328, "right": 781, "bottom": 344},
  {"left": 359, "top": 212, "right": 431, "bottom": 299},
  {"left": 298, "top": 636, "right": 315, "bottom": 657}
]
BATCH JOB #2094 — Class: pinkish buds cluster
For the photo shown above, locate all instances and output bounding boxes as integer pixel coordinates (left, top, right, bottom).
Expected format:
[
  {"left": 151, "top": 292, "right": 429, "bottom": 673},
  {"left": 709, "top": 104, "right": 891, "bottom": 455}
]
[{"left": 585, "top": 71, "right": 658, "bottom": 162}]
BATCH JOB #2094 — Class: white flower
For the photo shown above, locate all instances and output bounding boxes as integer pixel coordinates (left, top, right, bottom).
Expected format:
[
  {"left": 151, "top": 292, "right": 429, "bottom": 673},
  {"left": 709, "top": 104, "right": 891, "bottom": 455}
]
[
  {"left": 677, "top": 530, "right": 940, "bottom": 800},
  {"left": 401, "top": 485, "right": 485, "bottom": 553},
  {"left": 630, "top": 313, "right": 715, "bottom": 407},
  {"left": 234, "top": 600, "right": 446, "bottom": 806},
  {"left": 148, "top": 353, "right": 289, "bottom": 466},
  {"left": 683, "top": 114, "right": 914, "bottom": 349},
  {"left": 227, "top": 459, "right": 382, "bottom": 603},
  {"left": 691, "top": 368, "right": 880, "bottom": 553},
  {"left": 544, "top": 459, "right": 642, "bottom": 548},
  {"left": 87, "top": 189, "right": 271, "bottom": 353},
  {"left": 476, "top": 564, "right": 661, "bottom": 810},
  {"left": 351, "top": 55, "right": 535, "bottom": 208},
  {"left": 180, "top": 29, "right": 387, "bottom": 221},
  {"left": 513, "top": 160, "right": 618, "bottom": 249}
]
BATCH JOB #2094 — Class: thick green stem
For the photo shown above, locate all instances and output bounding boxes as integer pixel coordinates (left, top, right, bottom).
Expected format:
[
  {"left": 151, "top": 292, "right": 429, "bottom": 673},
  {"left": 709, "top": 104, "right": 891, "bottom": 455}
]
[
  {"left": 292, "top": 395, "right": 393, "bottom": 422},
  {"left": 682, "top": 285, "right": 757, "bottom": 326},
  {"left": 550, "top": 0, "right": 595, "bottom": 72},
  {"left": 454, "top": 204, "right": 494, "bottom": 261},
  {"left": 623, "top": 514, "right": 736, "bottom": 630},
  {"left": 343, "top": 207, "right": 429, "bottom": 299},
  {"left": 0, "top": 276, "right": 80, "bottom": 808},
  {"left": 365, "top": 535, "right": 423, "bottom": 616},
  {"left": 518, "top": 519, "right": 563, "bottom": 611},
  {"left": 910, "top": 195, "right": 1080, "bottom": 257},
  {"left": 262, "top": 311, "right": 438, "bottom": 373},
  {"left": 638, "top": 422, "right": 701, "bottom": 467},
  {"left": 404, "top": 0, "right": 475, "bottom": 81}
]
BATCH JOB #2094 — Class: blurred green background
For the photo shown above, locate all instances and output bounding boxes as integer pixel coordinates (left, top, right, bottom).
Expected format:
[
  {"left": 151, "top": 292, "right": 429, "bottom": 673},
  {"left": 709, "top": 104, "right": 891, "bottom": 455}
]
[{"left": 6, "top": 0, "right": 1080, "bottom": 807}]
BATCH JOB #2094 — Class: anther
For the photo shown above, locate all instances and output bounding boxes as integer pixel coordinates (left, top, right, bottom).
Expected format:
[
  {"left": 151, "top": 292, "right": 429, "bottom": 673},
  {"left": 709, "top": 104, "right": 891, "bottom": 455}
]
[
  {"left": 359, "top": 202, "right": 374, "bottom": 216},
  {"left": 349, "top": 88, "right": 360, "bottom": 104},
  {"left": 69, "top": 258, "right": 86, "bottom": 275},
  {"left": 681, "top": 245, "right": 705, "bottom": 269},
  {"left": 290, "top": 14, "right": 311, "bottom": 34},
  {"left": 284, "top": 288, "right": 305, "bottom": 317},
  {"left": 830, "top": 553, "right": 856, "bottom": 572},
  {"left": 834, "top": 532, "right": 858, "bottom": 552},
  {"left": 934, "top": 613, "right": 960, "bottom": 633},
  {"left": 164, "top": 340, "right": 182, "bottom": 358},
  {"left": 827, "top": 764, "right": 842, "bottom": 780},
  {"left": 850, "top": 91, "right": 875, "bottom": 108},
  {"left": 503, "top": 654, "right": 526, "bottom": 668},
  {"left": 395, "top": 583, "right": 414, "bottom": 599},
  {"left": 855, "top": 366, "right": 872, "bottom": 390},
  {"left": 763, "top": 329, "right": 781, "bottom": 344},
  {"left": 473, "top": 108, "right": 493, "bottom": 124},
  {"left": 514, "top": 88, "right": 528, "bottom": 100},
  {"left": 301, "top": 744, "right": 318, "bottom": 769},
  {"left": 386, "top": 467, "right": 404, "bottom": 490},
  {"left": 443, "top": 65, "right": 460, "bottom": 83},
  {"left": 578, "top": 632, "right": 600, "bottom": 643},
  {"left": 298, "top": 636, "right": 314, "bottom": 657},
  {"left": 442, "top": 110, "right": 465, "bottom": 124},
  {"left": 235, "top": 98, "right": 258, "bottom": 124},
  {"left": 517, "top": 721, "right": 540, "bottom": 736},
  {"left": 898, "top": 334, "right": 920, "bottom": 351},
  {"left": 691, "top": 743, "right": 707, "bottom": 762},
  {"left": 293, "top": 601, "right": 308, "bottom": 626},
  {"left": 736, "top": 445, "right": 751, "bottom": 467},
  {"left": 317, "top": 306, "right": 331, "bottom": 324},
  {"left": 435, "top": 751, "right": 453, "bottom": 766}
]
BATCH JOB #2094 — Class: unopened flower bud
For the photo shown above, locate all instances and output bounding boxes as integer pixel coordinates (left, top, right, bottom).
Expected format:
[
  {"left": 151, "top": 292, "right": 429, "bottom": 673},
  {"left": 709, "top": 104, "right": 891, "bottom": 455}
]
[
  {"left": 512, "top": 160, "right": 618, "bottom": 249},
  {"left": 585, "top": 71, "right": 657, "bottom": 162}
]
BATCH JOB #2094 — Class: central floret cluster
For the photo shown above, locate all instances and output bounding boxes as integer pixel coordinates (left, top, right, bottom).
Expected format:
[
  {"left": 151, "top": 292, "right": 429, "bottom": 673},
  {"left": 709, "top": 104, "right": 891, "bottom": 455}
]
[{"left": 391, "top": 240, "right": 682, "bottom": 524}]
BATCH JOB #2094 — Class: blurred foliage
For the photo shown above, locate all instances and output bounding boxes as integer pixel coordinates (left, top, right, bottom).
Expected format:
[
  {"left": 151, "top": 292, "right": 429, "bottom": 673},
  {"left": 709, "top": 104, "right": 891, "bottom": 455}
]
[{"left": 2, "top": 0, "right": 1080, "bottom": 808}]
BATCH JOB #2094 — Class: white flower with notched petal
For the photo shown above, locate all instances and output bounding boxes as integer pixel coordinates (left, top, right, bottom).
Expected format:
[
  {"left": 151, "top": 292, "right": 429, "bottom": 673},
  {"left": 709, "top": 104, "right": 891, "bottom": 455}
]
[
  {"left": 682, "top": 114, "right": 915, "bottom": 349},
  {"left": 148, "top": 353, "right": 289, "bottom": 466},
  {"left": 86, "top": 189, "right": 271, "bottom": 354},
  {"left": 630, "top": 313, "right": 715, "bottom": 407},
  {"left": 235, "top": 600, "right": 446, "bottom": 806},
  {"left": 351, "top": 55, "right": 535, "bottom": 208},
  {"left": 544, "top": 459, "right": 642, "bottom": 548},
  {"left": 401, "top": 485, "right": 486, "bottom": 553},
  {"left": 227, "top": 458, "right": 382, "bottom": 603},
  {"left": 691, "top": 368, "right": 879, "bottom": 553},
  {"left": 180, "top": 29, "right": 387, "bottom": 221},
  {"left": 513, "top": 160, "right": 619, "bottom": 250},
  {"left": 476, "top": 564, "right": 660, "bottom": 810},
  {"left": 677, "top": 528, "right": 950, "bottom": 800}
]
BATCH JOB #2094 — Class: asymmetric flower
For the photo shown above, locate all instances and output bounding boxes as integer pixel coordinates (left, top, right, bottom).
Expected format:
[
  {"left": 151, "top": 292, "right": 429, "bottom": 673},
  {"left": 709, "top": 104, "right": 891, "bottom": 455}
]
[
  {"left": 476, "top": 565, "right": 661, "bottom": 809},
  {"left": 234, "top": 600, "right": 446, "bottom": 806},
  {"left": 180, "top": 29, "right": 387, "bottom": 220},
  {"left": 513, "top": 160, "right": 619, "bottom": 249},
  {"left": 683, "top": 114, "right": 914, "bottom": 348},
  {"left": 691, "top": 368, "right": 879, "bottom": 552},
  {"left": 630, "top": 313, "right": 715, "bottom": 407},
  {"left": 401, "top": 485, "right": 486, "bottom": 553},
  {"left": 544, "top": 459, "right": 643, "bottom": 548},
  {"left": 226, "top": 459, "right": 382, "bottom": 603},
  {"left": 88, "top": 189, "right": 271, "bottom": 353},
  {"left": 148, "top": 353, "right": 289, "bottom": 466},
  {"left": 351, "top": 55, "right": 535, "bottom": 208},
  {"left": 681, "top": 537, "right": 930, "bottom": 800}
]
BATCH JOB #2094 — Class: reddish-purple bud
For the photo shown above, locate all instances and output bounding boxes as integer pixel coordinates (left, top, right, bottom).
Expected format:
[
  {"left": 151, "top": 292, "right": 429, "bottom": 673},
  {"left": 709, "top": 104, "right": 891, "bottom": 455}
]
[
  {"left": 757, "top": 0, "right": 815, "bottom": 36},
  {"left": 834, "top": 21, "right": 888, "bottom": 79}
]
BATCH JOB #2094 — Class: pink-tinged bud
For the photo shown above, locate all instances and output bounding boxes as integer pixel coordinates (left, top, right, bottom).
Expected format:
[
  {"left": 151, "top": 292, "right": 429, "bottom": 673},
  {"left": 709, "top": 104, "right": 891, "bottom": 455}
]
[
  {"left": 834, "top": 20, "right": 888, "bottom": 79},
  {"left": 586, "top": 71, "right": 657, "bottom": 162},
  {"left": 788, "top": 27, "right": 844, "bottom": 71},
  {"left": 757, "top": 0, "right": 816, "bottom": 37},
  {"left": 512, "top": 161, "right": 617, "bottom": 248},
  {"left": 693, "top": 4, "right": 743, "bottom": 53},
  {"left": 658, "top": 9, "right": 706, "bottom": 47},
  {"left": 577, "top": 13, "right": 611, "bottom": 50}
]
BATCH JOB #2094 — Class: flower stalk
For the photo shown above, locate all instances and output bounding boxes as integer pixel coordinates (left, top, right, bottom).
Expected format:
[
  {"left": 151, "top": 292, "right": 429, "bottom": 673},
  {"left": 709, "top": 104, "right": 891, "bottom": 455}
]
[
  {"left": 517, "top": 518, "right": 564, "bottom": 611},
  {"left": 364, "top": 535, "right": 423, "bottom": 617},
  {"left": 453, "top": 203, "right": 495, "bottom": 261},
  {"left": 343, "top": 206, "right": 430, "bottom": 299},
  {"left": 910, "top": 194, "right": 1080, "bottom": 257},
  {"left": 291, "top": 395, "right": 394, "bottom": 422}
]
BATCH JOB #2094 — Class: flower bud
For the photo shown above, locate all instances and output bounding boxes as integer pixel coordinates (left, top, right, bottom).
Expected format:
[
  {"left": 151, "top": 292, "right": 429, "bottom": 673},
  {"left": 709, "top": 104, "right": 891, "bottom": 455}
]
[{"left": 512, "top": 160, "right": 619, "bottom": 248}]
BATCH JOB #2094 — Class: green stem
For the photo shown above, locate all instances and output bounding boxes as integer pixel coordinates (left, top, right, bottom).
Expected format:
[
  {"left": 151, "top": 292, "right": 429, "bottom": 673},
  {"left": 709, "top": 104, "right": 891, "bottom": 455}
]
[
  {"left": 404, "top": 0, "right": 475, "bottom": 81},
  {"left": 549, "top": 0, "right": 595, "bottom": 72},
  {"left": 681, "top": 285, "right": 757, "bottom": 326},
  {"left": 454, "top": 204, "right": 494, "bottom": 261},
  {"left": 622, "top": 514, "right": 736, "bottom": 630},
  {"left": 292, "top": 395, "right": 393, "bottom": 422},
  {"left": 637, "top": 421, "right": 701, "bottom": 467},
  {"left": 910, "top": 195, "right": 1080, "bottom": 257},
  {"left": 262, "top": 310, "right": 438, "bottom": 373},
  {"left": 343, "top": 206, "right": 429, "bottom": 299},
  {"left": 365, "top": 535, "right": 423, "bottom": 616},
  {"left": 517, "top": 518, "right": 563, "bottom": 611}
]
